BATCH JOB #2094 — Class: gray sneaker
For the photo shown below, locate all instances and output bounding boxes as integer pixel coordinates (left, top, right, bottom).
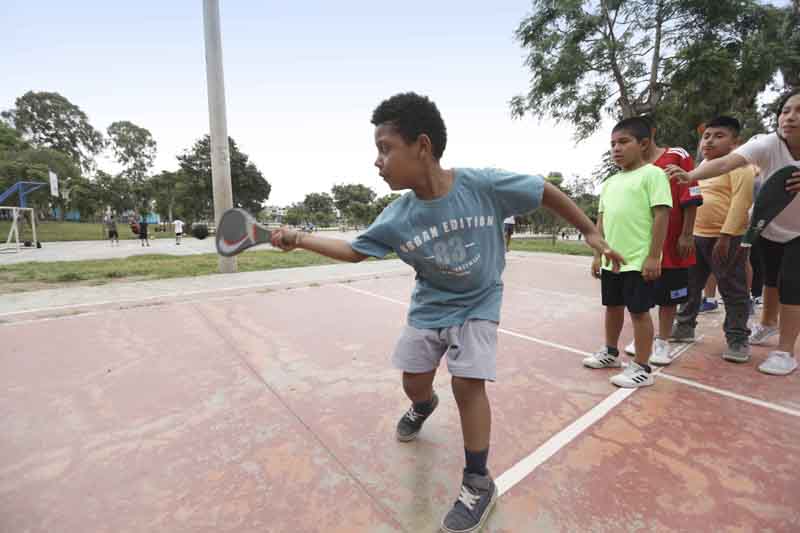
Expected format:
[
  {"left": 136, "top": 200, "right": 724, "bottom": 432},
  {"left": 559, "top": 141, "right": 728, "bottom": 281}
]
[
  {"left": 670, "top": 323, "right": 695, "bottom": 343},
  {"left": 441, "top": 472, "right": 497, "bottom": 533},
  {"left": 722, "top": 341, "right": 751, "bottom": 363},
  {"left": 396, "top": 392, "right": 438, "bottom": 442}
]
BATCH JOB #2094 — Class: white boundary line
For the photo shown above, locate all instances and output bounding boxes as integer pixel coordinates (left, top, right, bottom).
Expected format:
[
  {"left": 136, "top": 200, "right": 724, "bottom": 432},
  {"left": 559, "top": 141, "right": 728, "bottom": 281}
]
[
  {"left": 342, "top": 284, "right": 799, "bottom": 419},
  {"left": 495, "top": 387, "right": 634, "bottom": 495},
  {"left": 657, "top": 373, "right": 800, "bottom": 418},
  {"left": 336, "top": 282, "right": 800, "bottom": 497}
]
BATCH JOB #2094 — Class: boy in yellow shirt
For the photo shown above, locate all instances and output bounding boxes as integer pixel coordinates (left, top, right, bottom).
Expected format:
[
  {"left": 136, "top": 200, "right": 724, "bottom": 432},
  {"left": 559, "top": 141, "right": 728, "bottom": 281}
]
[{"left": 671, "top": 116, "right": 755, "bottom": 361}]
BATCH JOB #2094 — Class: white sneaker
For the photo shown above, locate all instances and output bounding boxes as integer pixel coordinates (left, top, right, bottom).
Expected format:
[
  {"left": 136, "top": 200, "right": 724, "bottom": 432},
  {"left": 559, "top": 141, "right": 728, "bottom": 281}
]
[
  {"left": 749, "top": 324, "right": 779, "bottom": 346},
  {"left": 758, "top": 351, "right": 798, "bottom": 376},
  {"left": 610, "top": 361, "right": 654, "bottom": 388},
  {"left": 583, "top": 348, "right": 622, "bottom": 369},
  {"left": 624, "top": 340, "right": 636, "bottom": 356},
  {"left": 649, "top": 338, "right": 674, "bottom": 366}
]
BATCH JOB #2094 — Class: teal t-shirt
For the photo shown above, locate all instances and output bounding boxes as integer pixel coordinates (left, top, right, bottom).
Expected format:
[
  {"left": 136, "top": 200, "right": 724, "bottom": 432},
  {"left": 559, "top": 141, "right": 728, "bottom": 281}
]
[
  {"left": 599, "top": 164, "right": 673, "bottom": 272},
  {"left": 352, "top": 168, "right": 545, "bottom": 329}
]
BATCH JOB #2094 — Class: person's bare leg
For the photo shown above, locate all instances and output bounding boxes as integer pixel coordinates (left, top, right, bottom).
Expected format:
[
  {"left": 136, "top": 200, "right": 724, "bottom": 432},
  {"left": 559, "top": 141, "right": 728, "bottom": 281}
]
[
  {"left": 452, "top": 377, "right": 491, "bottom": 452},
  {"left": 605, "top": 306, "right": 625, "bottom": 349},
  {"left": 402, "top": 370, "right": 436, "bottom": 403},
  {"left": 658, "top": 305, "right": 676, "bottom": 339},
  {"left": 630, "top": 311, "right": 655, "bottom": 366},
  {"left": 760, "top": 286, "right": 780, "bottom": 327},
  {"left": 777, "top": 304, "right": 800, "bottom": 355}
]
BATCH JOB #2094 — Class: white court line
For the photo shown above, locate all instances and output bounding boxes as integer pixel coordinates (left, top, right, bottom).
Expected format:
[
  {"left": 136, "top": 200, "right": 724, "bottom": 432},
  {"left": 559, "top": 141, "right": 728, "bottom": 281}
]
[
  {"left": 658, "top": 373, "right": 800, "bottom": 418},
  {"left": 337, "top": 283, "right": 800, "bottom": 495},
  {"left": 495, "top": 387, "right": 634, "bottom": 495},
  {"left": 340, "top": 283, "right": 796, "bottom": 417},
  {"left": 0, "top": 268, "right": 408, "bottom": 320}
]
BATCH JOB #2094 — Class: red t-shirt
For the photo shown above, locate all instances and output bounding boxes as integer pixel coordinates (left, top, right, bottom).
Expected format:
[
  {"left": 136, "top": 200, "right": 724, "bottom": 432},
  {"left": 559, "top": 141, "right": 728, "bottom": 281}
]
[{"left": 652, "top": 148, "right": 702, "bottom": 269}]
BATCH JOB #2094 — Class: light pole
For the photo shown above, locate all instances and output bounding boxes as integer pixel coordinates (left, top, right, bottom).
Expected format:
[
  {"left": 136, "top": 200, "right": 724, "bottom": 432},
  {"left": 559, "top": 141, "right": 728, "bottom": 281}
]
[{"left": 202, "top": 0, "right": 237, "bottom": 273}]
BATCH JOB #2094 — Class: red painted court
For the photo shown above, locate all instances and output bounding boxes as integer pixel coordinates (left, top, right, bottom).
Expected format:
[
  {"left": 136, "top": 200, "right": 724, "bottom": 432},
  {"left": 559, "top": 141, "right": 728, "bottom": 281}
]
[{"left": 2, "top": 252, "right": 798, "bottom": 532}]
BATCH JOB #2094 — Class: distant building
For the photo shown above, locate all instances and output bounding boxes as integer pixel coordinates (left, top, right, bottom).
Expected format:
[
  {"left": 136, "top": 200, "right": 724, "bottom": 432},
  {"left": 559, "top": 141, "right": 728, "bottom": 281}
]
[{"left": 261, "top": 205, "right": 287, "bottom": 223}]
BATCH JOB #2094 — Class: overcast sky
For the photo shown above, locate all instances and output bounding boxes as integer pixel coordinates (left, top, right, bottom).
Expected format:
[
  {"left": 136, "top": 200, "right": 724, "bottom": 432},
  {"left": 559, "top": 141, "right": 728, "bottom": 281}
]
[{"left": 3, "top": 1, "right": 644, "bottom": 205}]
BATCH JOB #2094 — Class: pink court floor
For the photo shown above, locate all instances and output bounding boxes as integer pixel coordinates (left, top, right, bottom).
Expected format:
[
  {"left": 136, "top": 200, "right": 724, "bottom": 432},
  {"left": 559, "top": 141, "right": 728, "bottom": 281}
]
[{"left": 2, "top": 252, "right": 798, "bottom": 532}]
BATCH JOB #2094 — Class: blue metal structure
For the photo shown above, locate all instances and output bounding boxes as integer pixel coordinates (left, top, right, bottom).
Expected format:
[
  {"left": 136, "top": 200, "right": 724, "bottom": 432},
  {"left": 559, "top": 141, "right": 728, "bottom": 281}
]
[{"left": 0, "top": 181, "right": 47, "bottom": 208}]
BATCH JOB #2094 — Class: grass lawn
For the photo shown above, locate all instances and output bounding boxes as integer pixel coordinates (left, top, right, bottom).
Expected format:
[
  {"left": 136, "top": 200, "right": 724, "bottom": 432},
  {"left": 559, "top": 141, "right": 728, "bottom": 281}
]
[
  {"left": 511, "top": 236, "right": 593, "bottom": 256},
  {"left": 0, "top": 220, "right": 143, "bottom": 242},
  {"left": 0, "top": 249, "right": 340, "bottom": 292}
]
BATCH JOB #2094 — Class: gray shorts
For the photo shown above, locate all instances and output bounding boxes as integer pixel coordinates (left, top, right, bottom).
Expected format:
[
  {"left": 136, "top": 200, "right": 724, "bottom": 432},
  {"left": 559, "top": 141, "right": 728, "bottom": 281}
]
[{"left": 391, "top": 319, "right": 498, "bottom": 381}]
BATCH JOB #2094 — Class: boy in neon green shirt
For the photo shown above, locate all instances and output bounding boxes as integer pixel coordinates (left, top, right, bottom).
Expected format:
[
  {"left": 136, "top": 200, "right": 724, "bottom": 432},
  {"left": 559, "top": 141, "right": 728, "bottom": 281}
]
[{"left": 583, "top": 117, "right": 673, "bottom": 387}]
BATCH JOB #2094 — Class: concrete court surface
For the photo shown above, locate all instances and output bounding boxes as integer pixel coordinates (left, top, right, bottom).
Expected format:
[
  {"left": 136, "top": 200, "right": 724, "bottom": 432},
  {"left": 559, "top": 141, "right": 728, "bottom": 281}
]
[{"left": 1, "top": 252, "right": 798, "bottom": 532}]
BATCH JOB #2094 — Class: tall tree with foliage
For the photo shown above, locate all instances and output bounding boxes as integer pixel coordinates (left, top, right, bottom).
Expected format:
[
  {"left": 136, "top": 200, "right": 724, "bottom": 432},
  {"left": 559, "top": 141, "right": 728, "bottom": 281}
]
[
  {"left": 149, "top": 170, "right": 183, "bottom": 221},
  {"left": 176, "top": 135, "right": 271, "bottom": 222},
  {"left": 511, "top": 0, "right": 792, "bottom": 150},
  {"left": 331, "top": 183, "right": 377, "bottom": 227},
  {"left": 302, "top": 192, "right": 336, "bottom": 226},
  {"left": 1, "top": 91, "right": 103, "bottom": 171},
  {"left": 106, "top": 121, "right": 157, "bottom": 180},
  {"left": 106, "top": 120, "right": 158, "bottom": 213}
]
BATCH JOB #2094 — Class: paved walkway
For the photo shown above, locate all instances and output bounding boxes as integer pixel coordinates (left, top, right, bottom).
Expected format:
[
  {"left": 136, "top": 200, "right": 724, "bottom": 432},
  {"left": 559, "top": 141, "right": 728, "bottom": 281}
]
[{"left": 0, "top": 231, "right": 362, "bottom": 265}]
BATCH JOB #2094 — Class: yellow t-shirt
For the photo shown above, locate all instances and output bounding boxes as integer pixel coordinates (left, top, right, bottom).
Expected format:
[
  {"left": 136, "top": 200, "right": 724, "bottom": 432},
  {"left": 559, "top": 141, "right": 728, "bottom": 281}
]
[{"left": 693, "top": 165, "right": 756, "bottom": 237}]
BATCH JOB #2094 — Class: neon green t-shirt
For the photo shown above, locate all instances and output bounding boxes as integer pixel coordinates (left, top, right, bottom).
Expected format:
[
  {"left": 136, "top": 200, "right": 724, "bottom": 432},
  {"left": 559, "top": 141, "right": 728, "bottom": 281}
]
[{"left": 599, "top": 164, "right": 673, "bottom": 272}]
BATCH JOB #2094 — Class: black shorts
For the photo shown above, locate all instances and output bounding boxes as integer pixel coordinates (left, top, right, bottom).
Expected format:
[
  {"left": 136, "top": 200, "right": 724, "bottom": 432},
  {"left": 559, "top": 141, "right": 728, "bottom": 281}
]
[
  {"left": 601, "top": 270, "right": 656, "bottom": 314},
  {"left": 176, "top": 232, "right": 183, "bottom": 237},
  {"left": 759, "top": 236, "right": 800, "bottom": 305},
  {"left": 654, "top": 267, "right": 689, "bottom": 306},
  {"left": 108, "top": 230, "right": 118, "bottom": 239},
  {"left": 504, "top": 223, "right": 514, "bottom": 235},
  {"left": 139, "top": 231, "right": 148, "bottom": 239}
]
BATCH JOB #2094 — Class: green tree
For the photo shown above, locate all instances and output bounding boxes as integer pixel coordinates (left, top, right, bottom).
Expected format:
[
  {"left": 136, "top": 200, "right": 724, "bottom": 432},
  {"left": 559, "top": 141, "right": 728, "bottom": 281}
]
[
  {"left": 511, "top": 0, "right": 792, "bottom": 146},
  {"left": 67, "top": 175, "right": 101, "bottom": 219},
  {"left": 106, "top": 121, "right": 157, "bottom": 180},
  {"left": 177, "top": 135, "right": 271, "bottom": 221},
  {"left": 303, "top": 192, "right": 336, "bottom": 226},
  {"left": 150, "top": 170, "right": 182, "bottom": 221},
  {"left": 95, "top": 170, "right": 134, "bottom": 216},
  {"left": 527, "top": 172, "right": 570, "bottom": 243},
  {"left": 284, "top": 202, "right": 309, "bottom": 227},
  {"left": 331, "top": 183, "right": 376, "bottom": 227},
  {"left": 0, "top": 147, "right": 81, "bottom": 219},
  {"left": 1, "top": 91, "right": 103, "bottom": 170}
]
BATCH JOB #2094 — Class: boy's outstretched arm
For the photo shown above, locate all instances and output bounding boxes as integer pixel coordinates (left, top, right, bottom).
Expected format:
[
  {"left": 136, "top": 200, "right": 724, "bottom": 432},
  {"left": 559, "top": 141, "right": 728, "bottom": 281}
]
[
  {"left": 271, "top": 227, "right": 368, "bottom": 263},
  {"left": 666, "top": 152, "right": 747, "bottom": 183},
  {"left": 541, "top": 182, "right": 624, "bottom": 272}
]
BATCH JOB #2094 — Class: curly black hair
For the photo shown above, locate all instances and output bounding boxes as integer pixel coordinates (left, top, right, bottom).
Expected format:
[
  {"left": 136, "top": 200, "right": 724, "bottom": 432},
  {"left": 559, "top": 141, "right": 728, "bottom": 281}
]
[{"left": 371, "top": 92, "right": 447, "bottom": 159}]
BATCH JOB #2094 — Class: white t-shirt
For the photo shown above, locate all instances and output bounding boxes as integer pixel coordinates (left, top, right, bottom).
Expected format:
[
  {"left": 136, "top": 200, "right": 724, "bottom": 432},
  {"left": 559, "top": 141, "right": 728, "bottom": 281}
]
[
  {"left": 503, "top": 216, "right": 515, "bottom": 224},
  {"left": 173, "top": 220, "right": 184, "bottom": 233},
  {"left": 734, "top": 133, "right": 800, "bottom": 242}
]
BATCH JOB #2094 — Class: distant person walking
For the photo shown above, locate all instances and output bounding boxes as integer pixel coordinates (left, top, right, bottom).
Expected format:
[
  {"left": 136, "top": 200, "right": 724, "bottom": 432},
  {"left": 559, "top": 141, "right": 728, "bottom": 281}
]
[
  {"left": 139, "top": 216, "right": 150, "bottom": 247},
  {"left": 106, "top": 215, "right": 119, "bottom": 246},
  {"left": 173, "top": 218, "right": 185, "bottom": 245},
  {"left": 503, "top": 216, "right": 515, "bottom": 251}
]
